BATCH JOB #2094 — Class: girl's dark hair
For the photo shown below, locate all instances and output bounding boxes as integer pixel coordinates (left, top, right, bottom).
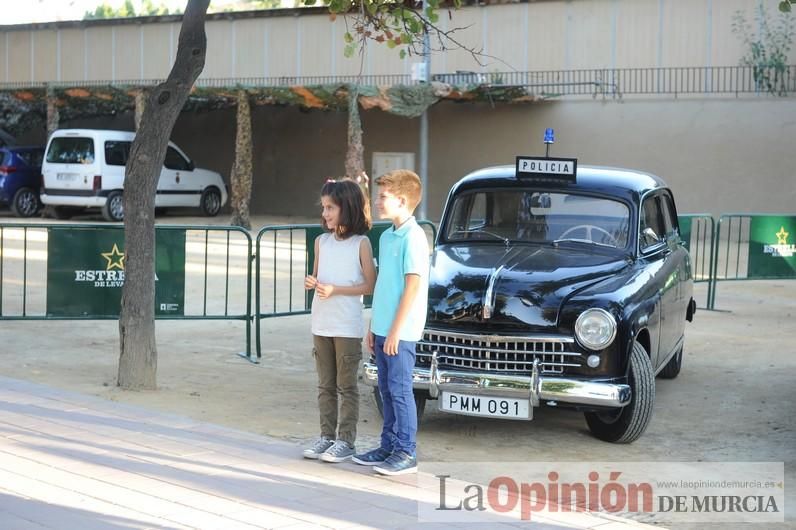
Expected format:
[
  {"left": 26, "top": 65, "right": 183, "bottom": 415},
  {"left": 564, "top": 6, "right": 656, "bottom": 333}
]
[{"left": 320, "top": 178, "right": 372, "bottom": 237}]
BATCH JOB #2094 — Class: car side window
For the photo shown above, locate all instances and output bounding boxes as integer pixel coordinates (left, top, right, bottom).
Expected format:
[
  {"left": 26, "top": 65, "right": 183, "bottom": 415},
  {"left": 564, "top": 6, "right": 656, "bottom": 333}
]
[
  {"left": 659, "top": 192, "right": 679, "bottom": 238},
  {"left": 104, "top": 141, "right": 131, "bottom": 167},
  {"left": 640, "top": 195, "right": 666, "bottom": 251},
  {"left": 164, "top": 147, "right": 190, "bottom": 171}
]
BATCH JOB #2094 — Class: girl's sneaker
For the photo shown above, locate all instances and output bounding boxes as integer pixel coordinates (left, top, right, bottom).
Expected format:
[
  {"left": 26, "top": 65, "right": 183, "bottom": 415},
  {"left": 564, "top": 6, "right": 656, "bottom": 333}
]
[
  {"left": 320, "top": 440, "right": 355, "bottom": 463},
  {"left": 374, "top": 451, "right": 417, "bottom": 476},
  {"left": 303, "top": 436, "right": 334, "bottom": 459},
  {"left": 352, "top": 447, "right": 392, "bottom": 466}
]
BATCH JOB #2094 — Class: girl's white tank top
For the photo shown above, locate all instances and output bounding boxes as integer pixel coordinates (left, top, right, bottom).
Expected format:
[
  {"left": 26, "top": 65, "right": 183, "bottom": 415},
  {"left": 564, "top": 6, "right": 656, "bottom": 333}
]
[{"left": 311, "top": 232, "right": 367, "bottom": 338}]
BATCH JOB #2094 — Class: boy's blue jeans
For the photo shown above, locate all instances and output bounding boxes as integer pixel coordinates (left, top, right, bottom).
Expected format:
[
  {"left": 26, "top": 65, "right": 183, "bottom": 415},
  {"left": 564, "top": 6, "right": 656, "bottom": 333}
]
[{"left": 374, "top": 335, "right": 417, "bottom": 456}]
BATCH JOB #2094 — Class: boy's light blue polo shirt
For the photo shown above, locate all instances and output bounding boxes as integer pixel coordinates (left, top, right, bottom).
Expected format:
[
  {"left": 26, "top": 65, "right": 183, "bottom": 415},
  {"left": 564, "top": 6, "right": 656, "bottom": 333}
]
[{"left": 371, "top": 216, "right": 429, "bottom": 341}]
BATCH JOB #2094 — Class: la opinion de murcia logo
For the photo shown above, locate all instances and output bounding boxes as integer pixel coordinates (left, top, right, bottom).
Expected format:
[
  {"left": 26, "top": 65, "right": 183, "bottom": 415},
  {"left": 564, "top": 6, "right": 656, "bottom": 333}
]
[
  {"left": 763, "top": 226, "right": 796, "bottom": 258},
  {"left": 73, "top": 243, "right": 126, "bottom": 288}
]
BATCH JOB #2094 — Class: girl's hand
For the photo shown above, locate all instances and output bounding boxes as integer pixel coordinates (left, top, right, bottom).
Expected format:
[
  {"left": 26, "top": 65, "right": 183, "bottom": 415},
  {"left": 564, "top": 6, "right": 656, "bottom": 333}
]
[
  {"left": 304, "top": 275, "right": 317, "bottom": 290},
  {"left": 316, "top": 283, "right": 335, "bottom": 299}
]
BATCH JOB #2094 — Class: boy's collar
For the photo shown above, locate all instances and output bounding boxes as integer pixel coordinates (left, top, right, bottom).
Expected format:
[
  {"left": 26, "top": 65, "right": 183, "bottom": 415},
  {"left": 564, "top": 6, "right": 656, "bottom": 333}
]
[{"left": 391, "top": 215, "right": 416, "bottom": 234}]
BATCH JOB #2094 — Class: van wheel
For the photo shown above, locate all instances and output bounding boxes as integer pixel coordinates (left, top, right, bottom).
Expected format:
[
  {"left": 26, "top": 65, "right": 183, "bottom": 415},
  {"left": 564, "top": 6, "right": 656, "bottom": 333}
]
[
  {"left": 584, "top": 341, "right": 655, "bottom": 443},
  {"left": 200, "top": 187, "right": 222, "bottom": 216},
  {"left": 102, "top": 191, "right": 124, "bottom": 222},
  {"left": 373, "top": 387, "right": 427, "bottom": 425},
  {"left": 11, "top": 187, "right": 41, "bottom": 217}
]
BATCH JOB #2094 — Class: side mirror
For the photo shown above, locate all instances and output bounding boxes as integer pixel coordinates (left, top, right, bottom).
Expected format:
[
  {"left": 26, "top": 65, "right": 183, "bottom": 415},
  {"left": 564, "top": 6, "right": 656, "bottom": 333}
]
[
  {"left": 187, "top": 160, "right": 195, "bottom": 171},
  {"left": 530, "top": 193, "right": 551, "bottom": 209},
  {"left": 641, "top": 227, "right": 661, "bottom": 249}
]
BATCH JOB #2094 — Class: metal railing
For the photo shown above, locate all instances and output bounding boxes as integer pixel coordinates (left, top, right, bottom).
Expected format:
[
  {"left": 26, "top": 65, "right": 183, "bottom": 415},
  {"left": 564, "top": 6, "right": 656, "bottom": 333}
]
[
  {"left": 1, "top": 65, "right": 793, "bottom": 97},
  {"left": 707, "top": 214, "right": 796, "bottom": 310},
  {"left": 254, "top": 221, "right": 436, "bottom": 359},
  {"left": 678, "top": 214, "right": 715, "bottom": 308},
  {"left": 0, "top": 223, "right": 254, "bottom": 357}
]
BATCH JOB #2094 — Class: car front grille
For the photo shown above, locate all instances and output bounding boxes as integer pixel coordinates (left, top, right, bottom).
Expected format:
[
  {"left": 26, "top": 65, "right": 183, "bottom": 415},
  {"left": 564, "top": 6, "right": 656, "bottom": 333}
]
[{"left": 416, "top": 329, "right": 582, "bottom": 375}]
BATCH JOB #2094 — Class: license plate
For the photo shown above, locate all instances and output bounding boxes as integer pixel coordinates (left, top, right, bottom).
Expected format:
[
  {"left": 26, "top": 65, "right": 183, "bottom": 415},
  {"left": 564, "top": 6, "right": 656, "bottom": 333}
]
[
  {"left": 440, "top": 392, "right": 531, "bottom": 420},
  {"left": 56, "top": 173, "right": 78, "bottom": 181}
]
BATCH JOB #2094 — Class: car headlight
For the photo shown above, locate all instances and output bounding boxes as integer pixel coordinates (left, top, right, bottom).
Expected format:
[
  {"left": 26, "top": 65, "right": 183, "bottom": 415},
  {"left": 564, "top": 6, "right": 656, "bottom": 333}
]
[{"left": 575, "top": 308, "right": 616, "bottom": 350}]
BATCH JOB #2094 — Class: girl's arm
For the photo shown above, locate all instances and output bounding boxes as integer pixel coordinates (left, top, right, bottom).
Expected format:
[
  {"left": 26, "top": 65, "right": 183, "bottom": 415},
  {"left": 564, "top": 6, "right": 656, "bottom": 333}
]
[
  {"left": 304, "top": 235, "right": 321, "bottom": 290},
  {"left": 314, "top": 237, "right": 376, "bottom": 298}
]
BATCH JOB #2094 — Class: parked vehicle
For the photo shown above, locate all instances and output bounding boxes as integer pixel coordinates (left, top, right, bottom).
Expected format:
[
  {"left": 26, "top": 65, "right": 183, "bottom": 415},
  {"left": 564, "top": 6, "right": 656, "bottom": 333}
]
[
  {"left": 364, "top": 148, "right": 696, "bottom": 443},
  {"left": 0, "top": 146, "right": 45, "bottom": 217},
  {"left": 40, "top": 129, "right": 228, "bottom": 221}
]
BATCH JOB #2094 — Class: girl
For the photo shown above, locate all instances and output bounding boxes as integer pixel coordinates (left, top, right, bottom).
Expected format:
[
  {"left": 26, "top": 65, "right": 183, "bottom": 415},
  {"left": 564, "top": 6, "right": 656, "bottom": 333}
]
[{"left": 303, "top": 178, "right": 376, "bottom": 462}]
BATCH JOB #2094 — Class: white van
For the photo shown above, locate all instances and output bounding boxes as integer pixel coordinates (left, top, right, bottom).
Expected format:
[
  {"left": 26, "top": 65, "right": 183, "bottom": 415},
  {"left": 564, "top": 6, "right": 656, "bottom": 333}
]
[{"left": 41, "top": 129, "right": 228, "bottom": 221}]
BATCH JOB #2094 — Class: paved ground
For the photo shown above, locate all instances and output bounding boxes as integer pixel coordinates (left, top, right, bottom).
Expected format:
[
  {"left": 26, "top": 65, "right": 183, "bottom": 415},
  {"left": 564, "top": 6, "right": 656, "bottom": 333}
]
[
  {"left": 0, "top": 376, "right": 653, "bottom": 530},
  {"left": 1, "top": 212, "right": 794, "bottom": 529}
]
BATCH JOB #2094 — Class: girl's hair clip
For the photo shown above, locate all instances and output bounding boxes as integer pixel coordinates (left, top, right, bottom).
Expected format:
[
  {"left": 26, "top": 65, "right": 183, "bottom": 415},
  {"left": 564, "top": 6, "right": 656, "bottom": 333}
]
[{"left": 325, "top": 178, "right": 336, "bottom": 183}]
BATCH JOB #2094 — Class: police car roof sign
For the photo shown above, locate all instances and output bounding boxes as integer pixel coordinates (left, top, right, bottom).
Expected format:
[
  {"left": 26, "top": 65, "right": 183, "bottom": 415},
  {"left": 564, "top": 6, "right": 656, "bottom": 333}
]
[{"left": 515, "top": 156, "right": 578, "bottom": 182}]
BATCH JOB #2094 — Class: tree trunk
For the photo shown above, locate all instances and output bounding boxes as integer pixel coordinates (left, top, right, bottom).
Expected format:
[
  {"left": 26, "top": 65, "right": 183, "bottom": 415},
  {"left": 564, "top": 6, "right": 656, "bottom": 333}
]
[
  {"left": 134, "top": 89, "right": 146, "bottom": 131},
  {"left": 117, "top": 0, "right": 210, "bottom": 390},
  {"left": 229, "top": 89, "right": 253, "bottom": 230},
  {"left": 46, "top": 86, "right": 59, "bottom": 138},
  {"left": 345, "top": 85, "right": 368, "bottom": 200}
]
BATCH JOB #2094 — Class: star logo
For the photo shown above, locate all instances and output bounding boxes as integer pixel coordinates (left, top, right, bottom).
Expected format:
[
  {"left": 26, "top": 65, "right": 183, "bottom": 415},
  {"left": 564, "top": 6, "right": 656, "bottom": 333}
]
[
  {"left": 775, "top": 226, "right": 789, "bottom": 245},
  {"left": 101, "top": 243, "right": 125, "bottom": 271}
]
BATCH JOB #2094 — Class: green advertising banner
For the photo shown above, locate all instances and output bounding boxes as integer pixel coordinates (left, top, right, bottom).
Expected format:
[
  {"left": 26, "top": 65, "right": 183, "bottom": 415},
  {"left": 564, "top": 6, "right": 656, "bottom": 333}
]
[
  {"left": 46, "top": 228, "right": 186, "bottom": 317},
  {"left": 747, "top": 216, "right": 796, "bottom": 279}
]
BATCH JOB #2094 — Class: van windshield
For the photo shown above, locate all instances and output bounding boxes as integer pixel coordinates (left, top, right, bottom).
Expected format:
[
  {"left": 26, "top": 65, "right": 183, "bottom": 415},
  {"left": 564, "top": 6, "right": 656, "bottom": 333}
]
[{"left": 46, "top": 137, "right": 95, "bottom": 164}]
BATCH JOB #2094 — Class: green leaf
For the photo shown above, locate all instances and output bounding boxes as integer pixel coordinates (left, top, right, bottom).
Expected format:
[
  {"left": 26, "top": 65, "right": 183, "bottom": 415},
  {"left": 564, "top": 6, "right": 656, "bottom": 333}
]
[
  {"left": 386, "top": 38, "right": 397, "bottom": 49},
  {"left": 302, "top": 0, "right": 317, "bottom": 5},
  {"left": 344, "top": 32, "right": 354, "bottom": 44},
  {"left": 344, "top": 43, "right": 356, "bottom": 58},
  {"left": 399, "top": 49, "right": 407, "bottom": 59},
  {"left": 780, "top": 1, "right": 792, "bottom": 12}
]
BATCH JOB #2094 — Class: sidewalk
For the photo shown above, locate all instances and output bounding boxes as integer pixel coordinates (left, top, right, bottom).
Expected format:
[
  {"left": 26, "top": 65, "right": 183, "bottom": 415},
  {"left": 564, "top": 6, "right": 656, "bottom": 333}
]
[{"left": 0, "top": 376, "right": 656, "bottom": 529}]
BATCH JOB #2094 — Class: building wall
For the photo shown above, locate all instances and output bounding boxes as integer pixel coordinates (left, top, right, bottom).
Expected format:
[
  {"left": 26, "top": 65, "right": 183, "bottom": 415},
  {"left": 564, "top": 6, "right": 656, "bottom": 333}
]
[
  {"left": 0, "top": 0, "right": 789, "bottom": 84},
  {"left": 36, "top": 96, "right": 789, "bottom": 221}
]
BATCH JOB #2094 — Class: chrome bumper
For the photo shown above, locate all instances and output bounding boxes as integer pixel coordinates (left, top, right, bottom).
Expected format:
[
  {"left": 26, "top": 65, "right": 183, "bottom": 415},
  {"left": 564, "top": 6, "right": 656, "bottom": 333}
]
[{"left": 362, "top": 354, "right": 631, "bottom": 409}]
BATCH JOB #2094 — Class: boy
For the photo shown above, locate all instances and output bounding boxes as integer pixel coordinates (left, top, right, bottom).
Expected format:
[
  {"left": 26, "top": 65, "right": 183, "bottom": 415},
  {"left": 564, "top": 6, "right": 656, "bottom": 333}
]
[{"left": 352, "top": 169, "right": 429, "bottom": 476}]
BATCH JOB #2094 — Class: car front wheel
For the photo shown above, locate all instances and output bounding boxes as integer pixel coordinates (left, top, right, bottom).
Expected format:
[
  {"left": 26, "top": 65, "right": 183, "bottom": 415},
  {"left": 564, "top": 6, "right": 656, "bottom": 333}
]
[
  {"left": 11, "top": 187, "right": 41, "bottom": 217},
  {"left": 373, "top": 387, "right": 427, "bottom": 425},
  {"left": 584, "top": 341, "right": 655, "bottom": 443},
  {"left": 200, "top": 187, "right": 221, "bottom": 216}
]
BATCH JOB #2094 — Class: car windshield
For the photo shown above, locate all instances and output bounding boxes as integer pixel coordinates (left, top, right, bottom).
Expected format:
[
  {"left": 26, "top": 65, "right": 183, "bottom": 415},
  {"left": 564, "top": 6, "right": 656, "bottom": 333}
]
[{"left": 445, "top": 189, "right": 630, "bottom": 249}]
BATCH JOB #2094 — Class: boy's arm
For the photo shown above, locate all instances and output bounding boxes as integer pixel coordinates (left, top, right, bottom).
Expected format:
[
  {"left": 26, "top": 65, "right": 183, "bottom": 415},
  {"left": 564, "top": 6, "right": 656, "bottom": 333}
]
[{"left": 383, "top": 273, "right": 421, "bottom": 355}]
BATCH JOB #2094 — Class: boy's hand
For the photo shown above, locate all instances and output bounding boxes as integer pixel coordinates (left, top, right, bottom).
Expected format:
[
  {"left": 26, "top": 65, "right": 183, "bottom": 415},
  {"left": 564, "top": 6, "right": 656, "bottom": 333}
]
[
  {"left": 304, "top": 275, "right": 317, "bottom": 290},
  {"left": 315, "top": 283, "right": 335, "bottom": 299},
  {"left": 366, "top": 331, "right": 375, "bottom": 353},
  {"left": 383, "top": 330, "right": 400, "bottom": 356}
]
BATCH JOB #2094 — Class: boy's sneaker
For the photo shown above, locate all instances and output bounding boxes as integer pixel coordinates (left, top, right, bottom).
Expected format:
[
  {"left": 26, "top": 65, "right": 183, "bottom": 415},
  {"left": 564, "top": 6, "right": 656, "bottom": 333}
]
[
  {"left": 352, "top": 447, "right": 392, "bottom": 466},
  {"left": 302, "top": 436, "right": 334, "bottom": 459},
  {"left": 374, "top": 451, "right": 417, "bottom": 476},
  {"left": 320, "top": 440, "right": 355, "bottom": 463}
]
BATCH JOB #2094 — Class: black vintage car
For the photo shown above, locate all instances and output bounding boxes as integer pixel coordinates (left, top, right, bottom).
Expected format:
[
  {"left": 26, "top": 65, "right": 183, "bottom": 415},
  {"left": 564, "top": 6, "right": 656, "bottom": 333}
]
[{"left": 364, "top": 156, "right": 696, "bottom": 443}]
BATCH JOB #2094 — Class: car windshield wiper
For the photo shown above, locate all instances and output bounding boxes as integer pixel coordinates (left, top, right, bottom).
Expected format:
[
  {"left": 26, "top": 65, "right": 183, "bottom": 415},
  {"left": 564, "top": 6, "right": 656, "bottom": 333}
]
[
  {"left": 450, "top": 229, "right": 510, "bottom": 246},
  {"left": 552, "top": 237, "right": 616, "bottom": 249}
]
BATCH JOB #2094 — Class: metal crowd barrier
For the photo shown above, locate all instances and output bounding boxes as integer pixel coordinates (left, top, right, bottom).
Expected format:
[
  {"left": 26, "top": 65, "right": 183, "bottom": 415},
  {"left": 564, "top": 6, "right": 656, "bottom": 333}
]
[
  {"left": 0, "top": 222, "right": 253, "bottom": 357},
  {"left": 254, "top": 221, "right": 437, "bottom": 359},
  {"left": 678, "top": 214, "right": 715, "bottom": 308},
  {"left": 707, "top": 214, "right": 796, "bottom": 310}
]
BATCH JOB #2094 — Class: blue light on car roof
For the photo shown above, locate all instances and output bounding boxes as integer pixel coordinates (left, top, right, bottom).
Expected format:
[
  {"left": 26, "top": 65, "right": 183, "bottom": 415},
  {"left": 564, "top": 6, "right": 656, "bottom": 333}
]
[{"left": 544, "top": 128, "right": 555, "bottom": 144}]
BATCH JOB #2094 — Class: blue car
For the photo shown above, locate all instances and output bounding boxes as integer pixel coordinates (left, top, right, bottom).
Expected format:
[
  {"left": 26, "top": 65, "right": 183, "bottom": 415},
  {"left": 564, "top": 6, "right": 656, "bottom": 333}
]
[{"left": 0, "top": 146, "right": 45, "bottom": 217}]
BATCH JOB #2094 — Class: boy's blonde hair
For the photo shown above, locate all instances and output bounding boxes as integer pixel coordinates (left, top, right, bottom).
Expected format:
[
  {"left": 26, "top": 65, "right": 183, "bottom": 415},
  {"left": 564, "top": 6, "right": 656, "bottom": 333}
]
[{"left": 375, "top": 169, "right": 422, "bottom": 211}]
